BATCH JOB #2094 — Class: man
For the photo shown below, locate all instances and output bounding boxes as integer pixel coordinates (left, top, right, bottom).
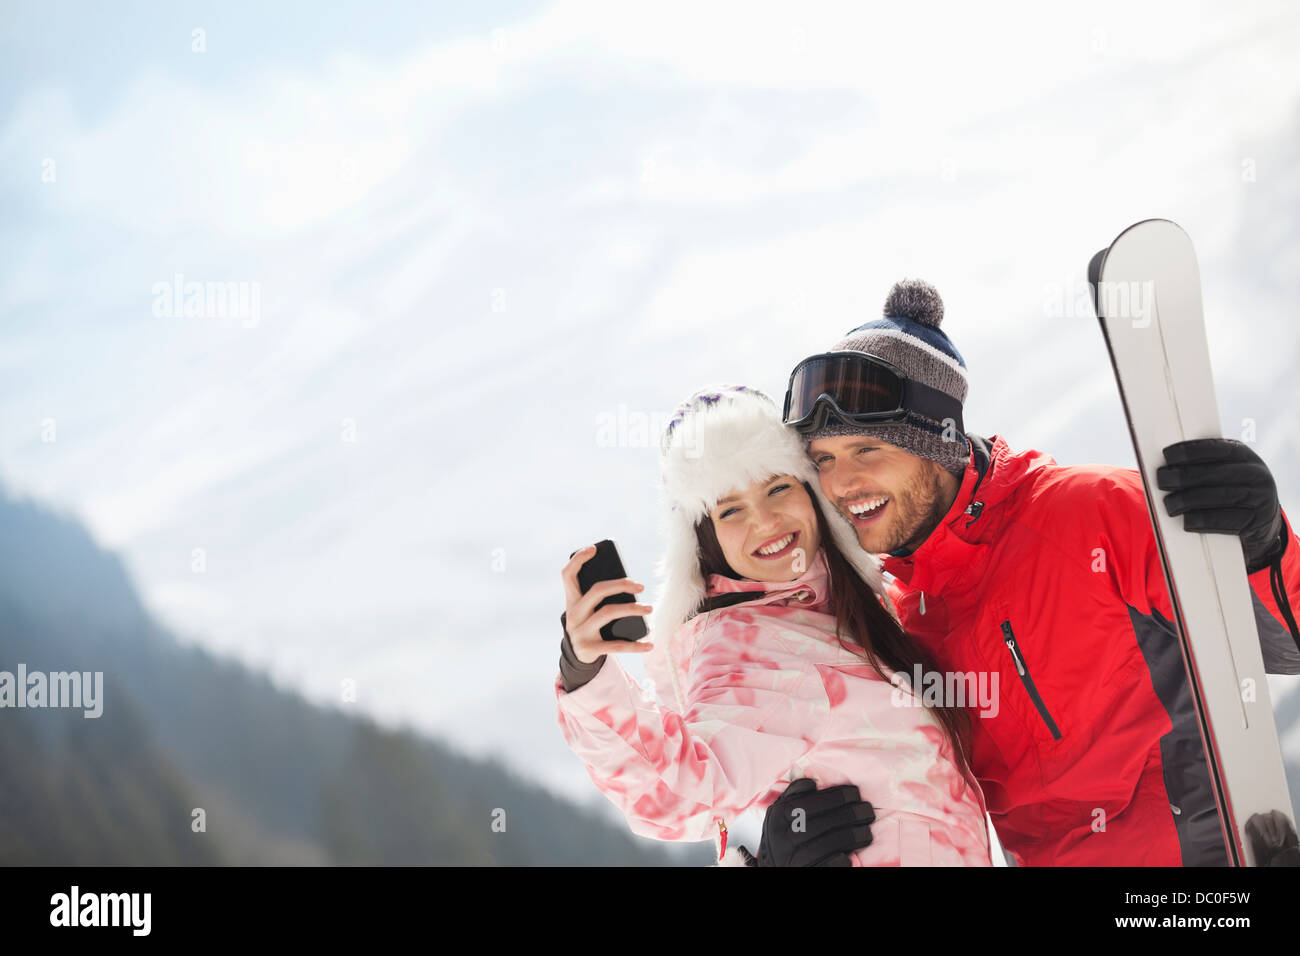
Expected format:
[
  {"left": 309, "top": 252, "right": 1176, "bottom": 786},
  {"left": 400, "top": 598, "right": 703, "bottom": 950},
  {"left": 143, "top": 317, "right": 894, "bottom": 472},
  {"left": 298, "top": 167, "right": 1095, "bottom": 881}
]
[{"left": 746, "top": 278, "right": 1300, "bottom": 867}]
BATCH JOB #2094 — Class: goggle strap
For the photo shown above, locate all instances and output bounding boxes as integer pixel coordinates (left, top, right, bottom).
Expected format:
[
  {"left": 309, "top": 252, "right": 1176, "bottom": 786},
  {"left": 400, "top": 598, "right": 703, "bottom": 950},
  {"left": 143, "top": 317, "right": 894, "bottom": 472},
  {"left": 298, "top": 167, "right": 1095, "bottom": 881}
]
[{"left": 900, "top": 379, "right": 964, "bottom": 435}]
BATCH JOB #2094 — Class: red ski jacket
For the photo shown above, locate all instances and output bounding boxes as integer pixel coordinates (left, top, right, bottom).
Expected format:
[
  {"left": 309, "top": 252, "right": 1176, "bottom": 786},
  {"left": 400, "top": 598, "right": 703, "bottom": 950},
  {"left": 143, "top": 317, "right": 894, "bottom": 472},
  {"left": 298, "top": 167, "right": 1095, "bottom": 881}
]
[{"left": 883, "top": 434, "right": 1300, "bottom": 866}]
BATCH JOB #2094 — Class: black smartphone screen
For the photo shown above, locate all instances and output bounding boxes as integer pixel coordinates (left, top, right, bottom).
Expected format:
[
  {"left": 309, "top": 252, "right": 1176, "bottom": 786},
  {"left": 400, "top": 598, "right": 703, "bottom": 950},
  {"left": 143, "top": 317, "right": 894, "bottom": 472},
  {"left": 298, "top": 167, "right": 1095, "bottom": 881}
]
[{"left": 570, "top": 539, "right": 649, "bottom": 642}]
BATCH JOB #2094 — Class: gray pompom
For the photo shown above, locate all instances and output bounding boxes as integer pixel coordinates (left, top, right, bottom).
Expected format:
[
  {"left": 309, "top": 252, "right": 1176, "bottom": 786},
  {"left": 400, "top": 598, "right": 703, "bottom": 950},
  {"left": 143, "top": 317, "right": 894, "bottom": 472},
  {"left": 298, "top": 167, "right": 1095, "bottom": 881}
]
[{"left": 883, "top": 279, "right": 944, "bottom": 328}]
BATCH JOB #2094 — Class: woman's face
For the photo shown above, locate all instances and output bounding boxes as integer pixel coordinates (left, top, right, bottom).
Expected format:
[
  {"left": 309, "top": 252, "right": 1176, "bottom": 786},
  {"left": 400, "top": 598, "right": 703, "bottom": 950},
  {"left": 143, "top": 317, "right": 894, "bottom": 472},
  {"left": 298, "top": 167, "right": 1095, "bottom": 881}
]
[{"left": 709, "top": 474, "right": 821, "bottom": 583}]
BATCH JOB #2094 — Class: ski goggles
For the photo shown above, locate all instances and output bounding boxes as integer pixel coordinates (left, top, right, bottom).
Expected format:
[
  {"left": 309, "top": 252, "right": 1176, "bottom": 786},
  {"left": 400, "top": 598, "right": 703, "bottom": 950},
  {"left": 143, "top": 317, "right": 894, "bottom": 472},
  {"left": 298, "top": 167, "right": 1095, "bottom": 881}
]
[{"left": 782, "top": 351, "right": 964, "bottom": 435}]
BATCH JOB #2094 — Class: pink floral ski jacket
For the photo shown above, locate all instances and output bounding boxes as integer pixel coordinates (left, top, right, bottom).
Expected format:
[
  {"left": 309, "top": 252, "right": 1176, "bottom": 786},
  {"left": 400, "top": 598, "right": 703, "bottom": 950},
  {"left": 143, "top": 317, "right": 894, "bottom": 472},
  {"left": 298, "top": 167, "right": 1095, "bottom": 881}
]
[{"left": 555, "top": 548, "right": 993, "bottom": 866}]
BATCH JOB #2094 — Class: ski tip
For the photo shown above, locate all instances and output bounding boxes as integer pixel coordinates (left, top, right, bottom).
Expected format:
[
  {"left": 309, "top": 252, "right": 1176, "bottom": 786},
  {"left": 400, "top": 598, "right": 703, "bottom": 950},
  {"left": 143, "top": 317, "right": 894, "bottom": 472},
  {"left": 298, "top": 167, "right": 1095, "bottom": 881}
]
[
  {"left": 1105, "top": 218, "right": 1189, "bottom": 253},
  {"left": 1087, "top": 219, "right": 1191, "bottom": 322}
]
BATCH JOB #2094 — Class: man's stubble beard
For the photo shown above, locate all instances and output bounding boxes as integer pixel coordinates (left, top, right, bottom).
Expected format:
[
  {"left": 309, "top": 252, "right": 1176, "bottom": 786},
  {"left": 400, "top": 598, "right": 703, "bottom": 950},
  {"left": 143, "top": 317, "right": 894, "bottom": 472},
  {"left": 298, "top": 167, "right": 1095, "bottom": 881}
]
[{"left": 878, "top": 462, "right": 950, "bottom": 557}]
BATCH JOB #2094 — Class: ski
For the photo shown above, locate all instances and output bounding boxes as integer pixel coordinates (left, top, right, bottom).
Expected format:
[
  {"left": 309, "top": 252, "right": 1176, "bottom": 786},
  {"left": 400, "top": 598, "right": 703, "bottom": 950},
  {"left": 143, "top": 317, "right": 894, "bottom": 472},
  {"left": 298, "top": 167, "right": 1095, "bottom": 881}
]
[{"left": 1089, "top": 218, "right": 1296, "bottom": 865}]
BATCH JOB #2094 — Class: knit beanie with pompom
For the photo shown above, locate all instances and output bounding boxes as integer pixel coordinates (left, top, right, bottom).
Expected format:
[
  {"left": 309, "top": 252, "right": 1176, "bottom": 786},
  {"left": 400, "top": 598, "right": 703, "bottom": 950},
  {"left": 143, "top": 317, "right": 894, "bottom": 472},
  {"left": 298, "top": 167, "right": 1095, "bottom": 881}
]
[{"left": 800, "top": 279, "right": 971, "bottom": 476}]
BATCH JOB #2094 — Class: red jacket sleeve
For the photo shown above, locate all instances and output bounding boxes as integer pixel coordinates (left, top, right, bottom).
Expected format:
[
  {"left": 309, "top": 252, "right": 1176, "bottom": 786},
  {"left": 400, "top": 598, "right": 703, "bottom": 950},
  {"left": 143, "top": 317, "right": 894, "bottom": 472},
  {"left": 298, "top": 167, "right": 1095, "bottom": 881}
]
[
  {"left": 1080, "top": 468, "right": 1299, "bottom": 674},
  {"left": 1247, "top": 508, "right": 1300, "bottom": 674}
]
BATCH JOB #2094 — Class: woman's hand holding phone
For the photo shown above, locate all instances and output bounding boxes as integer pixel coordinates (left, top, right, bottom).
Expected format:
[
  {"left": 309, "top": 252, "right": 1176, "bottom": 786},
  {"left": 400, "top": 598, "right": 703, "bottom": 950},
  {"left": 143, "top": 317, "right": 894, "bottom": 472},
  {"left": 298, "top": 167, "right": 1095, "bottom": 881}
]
[{"left": 561, "top": 544, "right": 655, "bottom": 665}]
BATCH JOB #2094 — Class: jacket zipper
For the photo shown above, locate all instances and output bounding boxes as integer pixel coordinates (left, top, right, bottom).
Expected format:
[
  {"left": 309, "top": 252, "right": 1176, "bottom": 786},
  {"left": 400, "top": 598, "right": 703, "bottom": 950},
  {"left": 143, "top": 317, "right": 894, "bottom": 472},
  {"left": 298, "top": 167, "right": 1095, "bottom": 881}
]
[{"left": 1000, "top": 620, "right": 1062, "bottom": 740}]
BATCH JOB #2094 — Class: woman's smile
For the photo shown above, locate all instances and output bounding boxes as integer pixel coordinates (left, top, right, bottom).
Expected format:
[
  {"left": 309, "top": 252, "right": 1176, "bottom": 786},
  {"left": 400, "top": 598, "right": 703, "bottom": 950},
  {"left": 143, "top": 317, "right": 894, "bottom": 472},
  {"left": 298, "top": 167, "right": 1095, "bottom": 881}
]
[{"left": 751, "top": 530, "right": 800, "bottom": 560}]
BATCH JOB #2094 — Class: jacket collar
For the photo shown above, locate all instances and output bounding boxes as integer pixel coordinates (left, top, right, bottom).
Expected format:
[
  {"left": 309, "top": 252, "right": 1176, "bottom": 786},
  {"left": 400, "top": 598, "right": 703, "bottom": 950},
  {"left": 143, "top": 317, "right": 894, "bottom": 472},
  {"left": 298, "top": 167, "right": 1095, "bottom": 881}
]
[
  {"left": 881, "top": 433, "right": 1050, "bottom": 594},
  {"left": 702, "top": 547, "right": 831, "bottom": 610}
]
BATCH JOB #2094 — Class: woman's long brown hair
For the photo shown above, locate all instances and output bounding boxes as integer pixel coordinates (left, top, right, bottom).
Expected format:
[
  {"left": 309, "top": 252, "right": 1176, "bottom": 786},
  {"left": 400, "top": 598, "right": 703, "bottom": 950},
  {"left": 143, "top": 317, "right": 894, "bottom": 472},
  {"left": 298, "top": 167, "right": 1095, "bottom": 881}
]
[{"left": 693, "top": 480, "right": 974, "bottom": 780}]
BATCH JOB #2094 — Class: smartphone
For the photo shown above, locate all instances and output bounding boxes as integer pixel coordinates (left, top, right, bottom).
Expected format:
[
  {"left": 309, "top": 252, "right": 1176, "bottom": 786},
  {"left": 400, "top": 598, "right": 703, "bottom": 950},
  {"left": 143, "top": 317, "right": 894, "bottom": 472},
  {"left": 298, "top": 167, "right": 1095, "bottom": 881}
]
[{"left": 570, "top": 539, "right": 649, "bottom": 642}]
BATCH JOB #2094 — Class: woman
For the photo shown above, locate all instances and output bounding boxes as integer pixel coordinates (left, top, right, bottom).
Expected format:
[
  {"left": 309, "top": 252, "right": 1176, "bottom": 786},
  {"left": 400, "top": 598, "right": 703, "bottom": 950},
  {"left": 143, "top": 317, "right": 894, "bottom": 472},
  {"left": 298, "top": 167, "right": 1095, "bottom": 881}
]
[{"left": 555, "top": 384, "right": 990, "bottom": 865}]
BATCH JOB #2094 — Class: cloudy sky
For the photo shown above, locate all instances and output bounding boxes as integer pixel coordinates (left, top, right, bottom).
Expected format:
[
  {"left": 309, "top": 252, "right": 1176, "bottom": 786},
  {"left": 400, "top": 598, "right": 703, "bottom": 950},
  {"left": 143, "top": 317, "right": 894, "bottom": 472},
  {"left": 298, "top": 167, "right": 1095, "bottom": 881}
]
[{"left": 2, "top": 0, "right": 1299, "bottom": 842}]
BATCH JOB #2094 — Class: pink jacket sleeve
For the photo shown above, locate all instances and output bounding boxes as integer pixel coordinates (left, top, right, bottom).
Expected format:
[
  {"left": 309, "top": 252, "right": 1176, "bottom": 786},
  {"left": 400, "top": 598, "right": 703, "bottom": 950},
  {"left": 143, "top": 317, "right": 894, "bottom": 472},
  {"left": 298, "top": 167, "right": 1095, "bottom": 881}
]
[{"left": 554, "top": 620, "right": 823, "bottom": 843}]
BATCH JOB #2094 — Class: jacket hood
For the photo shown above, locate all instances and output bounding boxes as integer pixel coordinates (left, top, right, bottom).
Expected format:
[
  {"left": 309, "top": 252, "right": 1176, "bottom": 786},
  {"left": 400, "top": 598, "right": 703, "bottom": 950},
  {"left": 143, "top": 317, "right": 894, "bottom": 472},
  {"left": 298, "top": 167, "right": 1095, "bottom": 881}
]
[{"left": 882, "top": 434, "right": 1057, "bottom": 593}]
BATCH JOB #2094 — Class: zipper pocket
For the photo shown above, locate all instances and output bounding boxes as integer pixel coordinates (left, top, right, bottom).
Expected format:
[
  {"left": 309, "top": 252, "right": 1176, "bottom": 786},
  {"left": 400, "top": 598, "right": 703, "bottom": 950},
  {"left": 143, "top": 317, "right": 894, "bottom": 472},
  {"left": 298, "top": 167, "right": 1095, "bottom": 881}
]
[{"left": 1000, "top": 620, "right": 1062, "bottom": 740}]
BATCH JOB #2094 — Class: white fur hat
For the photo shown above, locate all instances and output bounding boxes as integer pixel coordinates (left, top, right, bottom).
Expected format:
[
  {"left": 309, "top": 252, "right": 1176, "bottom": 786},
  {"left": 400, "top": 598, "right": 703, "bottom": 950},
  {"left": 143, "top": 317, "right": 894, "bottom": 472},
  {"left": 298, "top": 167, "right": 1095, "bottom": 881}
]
[{"left": 645, "top": 384, "right": 895, "bottom": 708}]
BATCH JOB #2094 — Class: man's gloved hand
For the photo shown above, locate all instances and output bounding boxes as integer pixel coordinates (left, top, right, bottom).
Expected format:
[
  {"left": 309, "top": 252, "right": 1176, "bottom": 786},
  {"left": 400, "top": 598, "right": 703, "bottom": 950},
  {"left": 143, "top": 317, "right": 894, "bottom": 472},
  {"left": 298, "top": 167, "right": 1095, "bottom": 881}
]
[
  {"left": 749, "top": 778, "right": 875, "bottom": 866},
  {"left": 1157, "top": 438, "right": 1285, "bottom": 574},
  {"left": 1244, "top": 810, "right": 1300, "bottom": 866}
]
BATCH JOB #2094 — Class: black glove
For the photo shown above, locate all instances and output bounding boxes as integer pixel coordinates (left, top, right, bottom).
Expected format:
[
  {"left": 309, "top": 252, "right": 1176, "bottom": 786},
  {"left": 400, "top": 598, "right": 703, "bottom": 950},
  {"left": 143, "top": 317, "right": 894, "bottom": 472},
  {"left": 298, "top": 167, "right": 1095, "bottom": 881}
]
[
  {"left": 1157, "top": 438, "right": 1285, "bottom": 574},
  {"left": 730, "top": 844, "right": 758, "bottom": 866},
  {"left": 754, "top": 778, "right": 875, "bottom": 866},
  {"left": 1244, "top": 810, "right": 1300, "bottom": 866}
]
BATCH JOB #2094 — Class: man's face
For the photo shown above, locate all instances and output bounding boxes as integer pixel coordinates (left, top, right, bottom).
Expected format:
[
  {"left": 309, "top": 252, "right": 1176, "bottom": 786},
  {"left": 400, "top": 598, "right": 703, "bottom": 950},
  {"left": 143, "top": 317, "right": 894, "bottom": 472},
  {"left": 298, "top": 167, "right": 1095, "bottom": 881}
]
[{"left": 806, "top": 435, "right": 954, "bottom": 555}]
